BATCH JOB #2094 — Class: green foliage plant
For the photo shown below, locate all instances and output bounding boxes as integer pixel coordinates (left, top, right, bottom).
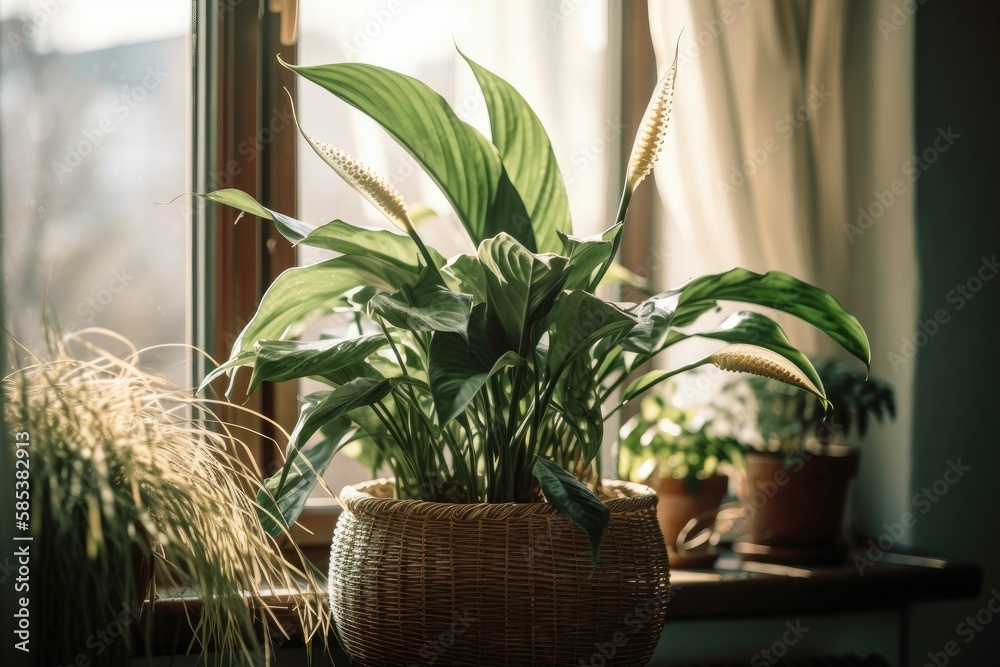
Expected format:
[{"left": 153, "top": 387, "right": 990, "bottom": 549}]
[
  {"left": 746, "top": 358, "right": 895, "bottom": 455},
  {"left": 618, "top": 393, "right": 744, "bottom": 490},
  {"left": 192, "top": 46, "right": 871, "bottom": 566}
]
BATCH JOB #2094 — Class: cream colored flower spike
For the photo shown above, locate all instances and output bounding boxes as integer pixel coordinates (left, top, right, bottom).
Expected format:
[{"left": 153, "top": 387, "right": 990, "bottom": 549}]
[
  {"left": 286, "top": 90, "right": 413, "bottom": 233},
  {"left": 624, "top": 40, "right": 679, "bottom": 191},
  {"left": 309, "top": 138, "right": 414, "bottom": 233},
  {"left": 709, "top": 344, "right": 824, "bottom": 400}
]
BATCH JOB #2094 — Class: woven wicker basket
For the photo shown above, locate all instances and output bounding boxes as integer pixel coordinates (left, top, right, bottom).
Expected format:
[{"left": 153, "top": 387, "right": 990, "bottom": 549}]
[{"left": 329, "top": 479, "right": 670, "bottom": 666}]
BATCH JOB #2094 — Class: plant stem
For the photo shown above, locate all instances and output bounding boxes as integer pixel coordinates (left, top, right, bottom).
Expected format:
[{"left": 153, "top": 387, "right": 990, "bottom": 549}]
[
  {"left": 602, "top": 359, "right": 708, "bottom": 422},
  {"left": 407, "top": 228, "right": 439, "bottom": 275},
  {"left": 588, "top": 184, "right": 632, "bottom": 293}
]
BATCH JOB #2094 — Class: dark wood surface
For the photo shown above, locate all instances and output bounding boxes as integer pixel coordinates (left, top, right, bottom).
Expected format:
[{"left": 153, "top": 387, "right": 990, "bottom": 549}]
[
  {"left": 136, "top": 548, "right": 982, "bottom": 658},
  {"left": 667, "top": 549, "right": 983, "bottom": 619}
]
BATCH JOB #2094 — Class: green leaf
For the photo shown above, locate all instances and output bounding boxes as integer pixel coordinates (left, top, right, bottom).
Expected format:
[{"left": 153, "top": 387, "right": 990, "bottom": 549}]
[
  {"left": 367, "top": 268, "right": 474, "bottom": 337},
  {"left": 442, "top": 253, "right": 488, "bottom": 303},
  {"left": 283, "top": 60, "right": 535, "bottom": 249},
  {"left": 621, "top": 289, "right": 684, "bottom": 355},
  {"left": 368, "top": 291, "right": 472, "bottom": 336},
  {"left": 299, "top": 219, "right": 445, "bottom": 271},
  {"left": 551, "top": 356, "right": 604, "bottom": 464},
  {"left": 247, "top": 335, "right": 387, "bottom": 394},
  {"left": 428, "top": 330, "right": 525, "bottom": 424},
  {"left": 196, "top": 188, "right": 443, "bottom": 273},
  {"left": 673, "top": 269, "right": 871, "bottom": 366},
  {"left": 257, "top": 417, "right": 358, "bottom": 536},
  {"left": 478, "top": 233, "right": 570, "bottom": 352},
  {"left": 544, "top": 290, "right": 637, "bottom": 376},
  {"left": 460, "top": 50, "right": 572, "bottom": 253},
  {"left": 233, "top": 256, "right": 414, "bottom": 356},
  {"left": 532, "top": 457, "right": 610, "bottom": 572},
  {"left": 198, "top": 349, "right": 257, "bottom": 397},
  {"left": 271, "top": 378, "right": 393, "bottom": 511},
  {"left": 557, "top": 225, "right": 621, "bottom": 291},
  {"left": 195, "top": 189, "right": 314, "bottom": 244}
]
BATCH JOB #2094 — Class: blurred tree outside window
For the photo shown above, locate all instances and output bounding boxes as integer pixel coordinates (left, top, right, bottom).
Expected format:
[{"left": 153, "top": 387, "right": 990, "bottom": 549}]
[{"left": 1, "top": 1, "right": 190, "bottom": 385}]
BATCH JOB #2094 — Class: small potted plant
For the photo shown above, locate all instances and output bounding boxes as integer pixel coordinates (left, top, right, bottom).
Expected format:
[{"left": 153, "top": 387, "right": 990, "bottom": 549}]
[
  {"left": 191, "top": 47, "right": 871, "bottom": 666},
  {"left": 619, "top": 391, "right": 743, "bottom": 568},
  {"left": 734, "top": 359, "right": 895, "bottom": 564}
]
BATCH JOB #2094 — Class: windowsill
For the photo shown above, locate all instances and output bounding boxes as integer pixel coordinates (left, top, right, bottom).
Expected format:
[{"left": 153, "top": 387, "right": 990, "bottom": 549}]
[
  {"left": 667, "top": 549, "right": 982, "bottom": 619},
  {"left": 135, "top": 543, "right": 982, "bottom": 658}
]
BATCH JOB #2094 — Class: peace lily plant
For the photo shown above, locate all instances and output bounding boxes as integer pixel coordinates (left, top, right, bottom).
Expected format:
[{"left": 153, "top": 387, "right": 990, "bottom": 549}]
[{"left": 194, "top": 47, "right": 870, "bottom": 566}]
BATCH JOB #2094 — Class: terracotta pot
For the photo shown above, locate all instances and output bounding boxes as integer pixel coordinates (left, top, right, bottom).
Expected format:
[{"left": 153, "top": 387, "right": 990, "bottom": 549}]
[
  {"left": 736, "top": 447, "right": 859, "bottom": 563},
  {"left": 646, "top": 475, "right": 728, "bottom": 568}
]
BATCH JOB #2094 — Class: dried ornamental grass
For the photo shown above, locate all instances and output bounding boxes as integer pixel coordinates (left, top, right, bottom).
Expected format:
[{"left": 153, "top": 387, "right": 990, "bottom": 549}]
[{"left": 3, "top": 329, "right": 330, "bottom": 666}]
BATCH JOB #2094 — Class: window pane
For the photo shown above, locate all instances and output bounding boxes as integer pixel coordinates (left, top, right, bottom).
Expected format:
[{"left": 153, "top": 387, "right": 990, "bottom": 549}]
[
  {"left": 297, "top": 0, "right": 610, "bottom": 492},
  {"left": 1, "top": 1, "right": 190, "bottom": 384}
]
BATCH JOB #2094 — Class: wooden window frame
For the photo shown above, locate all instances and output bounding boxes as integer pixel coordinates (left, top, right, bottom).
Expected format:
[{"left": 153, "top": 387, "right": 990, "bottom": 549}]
[{"left": 192, "top": 0, "right": 299, "bottom": 474}]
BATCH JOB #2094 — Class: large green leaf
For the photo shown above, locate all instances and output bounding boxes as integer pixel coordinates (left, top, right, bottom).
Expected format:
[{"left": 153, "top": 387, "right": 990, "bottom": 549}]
[
  {"left": 478, "top": 233, "right": 570, "bottom": 353},
  {"left": 300, "top": 219, "right": 445, "bottom": 270},
  {"left": 428, "top": 332, "right": 526, "bottom": 424},
  {"left": 196, "top": 189, "right": 442, "bottom": 273},
  {"left": 544, "top": 290, "right": 638, "bottom": 376},
  {"left": 442, "top": 253, "right": 488, "bottom": 303},
  {"left": 672, "top": 269, "right": 871, "bottom": 366},
  {"left": 460, "top": 50, "right": 571, "bottom": 253},
  {"left": 367, "top": 268, "right": 474, "bottom": 338},
  {"left": 369, "top": 290, "right": 472, "bottom": 337},
  {"left": 283, "top": 60, "right": 535, "bottom": 250},
  {"left": 257, "top": 416, "right": 358, "bottom": 536},
  {"left": 532, "top": 457, "right": 610, "bottom": 572},
  {"left": 270, "top": 378, "right": 393, "bottom": 512},
  {"left": 558, "top": 225, "right": 621, "bottom": 291},
  {"left": 247, "top": 335, "right": 387, "bottom": 394},
  {"left": 232, "top": 256, "right": 413, "bottom": 356}
]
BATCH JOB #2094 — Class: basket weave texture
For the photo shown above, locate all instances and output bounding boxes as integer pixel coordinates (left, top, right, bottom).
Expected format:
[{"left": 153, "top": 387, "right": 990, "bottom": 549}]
[{"left": 329, "top": 479, "right": 670, "bottom": 666}]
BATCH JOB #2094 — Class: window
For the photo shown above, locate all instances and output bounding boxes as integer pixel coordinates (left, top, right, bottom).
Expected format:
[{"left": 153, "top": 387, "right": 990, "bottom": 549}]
[
  {"left": 1, "top": 0, "right": 191, "bottom": 385},
  {"left": 2, "top": 0, "right": 655, "bottom": 515}
]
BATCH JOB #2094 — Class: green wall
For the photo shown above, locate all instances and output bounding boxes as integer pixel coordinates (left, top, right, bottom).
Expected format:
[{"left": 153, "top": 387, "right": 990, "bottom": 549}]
[{"left": 908, "top": 1, "right": 1000, "bottom": 663}]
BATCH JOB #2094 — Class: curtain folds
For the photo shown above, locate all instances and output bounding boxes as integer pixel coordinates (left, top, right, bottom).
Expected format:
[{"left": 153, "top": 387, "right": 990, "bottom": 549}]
[{"left": 645, "top": 0, "right": 918, "bottom": 532}]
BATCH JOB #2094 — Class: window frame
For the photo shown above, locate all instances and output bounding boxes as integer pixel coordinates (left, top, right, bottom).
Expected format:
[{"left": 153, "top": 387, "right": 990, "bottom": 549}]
[{"left": 192, "top": 0, "right": 299, "bottom": 474}]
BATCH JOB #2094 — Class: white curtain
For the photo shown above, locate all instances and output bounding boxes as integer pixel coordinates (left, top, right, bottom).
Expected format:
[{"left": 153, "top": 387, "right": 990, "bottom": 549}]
[{"left": 646, "top": 0, "right": 919, "bottom": 534}]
